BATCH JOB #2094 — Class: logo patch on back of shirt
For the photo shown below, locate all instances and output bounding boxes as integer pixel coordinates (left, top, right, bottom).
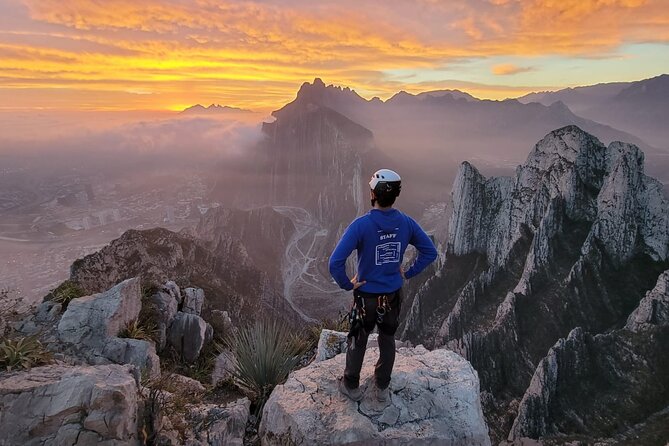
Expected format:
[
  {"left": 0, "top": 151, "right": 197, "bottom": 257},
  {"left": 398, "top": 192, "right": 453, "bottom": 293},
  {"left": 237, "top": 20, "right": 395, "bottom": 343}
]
[{"left": 375, "top": 242, "right": 401, "bottom": 265}]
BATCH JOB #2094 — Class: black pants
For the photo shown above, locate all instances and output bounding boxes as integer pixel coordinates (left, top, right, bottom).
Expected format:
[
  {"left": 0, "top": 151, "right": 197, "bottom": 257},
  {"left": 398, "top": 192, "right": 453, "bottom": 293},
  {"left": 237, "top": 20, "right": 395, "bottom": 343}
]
[{"left": 344, "top": 288, "right": 402, "bottom": 390}]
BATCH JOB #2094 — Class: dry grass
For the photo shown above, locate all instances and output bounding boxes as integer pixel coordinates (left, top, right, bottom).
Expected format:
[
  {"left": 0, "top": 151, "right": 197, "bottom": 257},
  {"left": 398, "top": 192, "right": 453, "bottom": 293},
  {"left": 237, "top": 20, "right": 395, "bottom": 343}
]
[{"left": 118, "top": 318, "right": 156, "bottom": 342}]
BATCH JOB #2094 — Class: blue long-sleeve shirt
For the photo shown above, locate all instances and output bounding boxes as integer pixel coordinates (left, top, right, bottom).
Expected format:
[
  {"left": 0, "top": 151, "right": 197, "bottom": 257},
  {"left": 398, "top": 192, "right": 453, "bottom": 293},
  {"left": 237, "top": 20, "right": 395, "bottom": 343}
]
[{"left": 328, "top": 208, "right": 438, "bottom": 293}]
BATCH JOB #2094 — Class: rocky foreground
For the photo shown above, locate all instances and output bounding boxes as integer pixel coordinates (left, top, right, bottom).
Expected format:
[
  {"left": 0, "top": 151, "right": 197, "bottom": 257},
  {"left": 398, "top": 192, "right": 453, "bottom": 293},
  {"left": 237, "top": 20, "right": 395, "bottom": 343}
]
[
  {"left": 1, "top": 272, "right": 492, "bottom": 445},
  {"left": 1, "top": 277, "right": 248, "bottom": 445},
  {"left": 261, "top": 344, "right": 491, "bottom": 446}
]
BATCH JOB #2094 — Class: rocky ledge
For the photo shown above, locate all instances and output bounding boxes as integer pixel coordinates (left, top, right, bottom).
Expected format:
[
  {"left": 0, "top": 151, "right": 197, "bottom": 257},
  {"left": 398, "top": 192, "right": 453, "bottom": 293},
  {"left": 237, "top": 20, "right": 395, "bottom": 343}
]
[
  {"left": 0, "top": 364, "right": 140, "bottom": 445},
  {"left": 260, "top": 344, "right": 491, "bottom": 446}
]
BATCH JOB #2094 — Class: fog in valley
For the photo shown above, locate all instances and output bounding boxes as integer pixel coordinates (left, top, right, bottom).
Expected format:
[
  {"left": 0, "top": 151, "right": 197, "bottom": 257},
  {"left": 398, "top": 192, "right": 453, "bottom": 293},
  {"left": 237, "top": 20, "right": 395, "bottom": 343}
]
[{"left": 0, "top": 110, "right": 265, "bottom": 306}]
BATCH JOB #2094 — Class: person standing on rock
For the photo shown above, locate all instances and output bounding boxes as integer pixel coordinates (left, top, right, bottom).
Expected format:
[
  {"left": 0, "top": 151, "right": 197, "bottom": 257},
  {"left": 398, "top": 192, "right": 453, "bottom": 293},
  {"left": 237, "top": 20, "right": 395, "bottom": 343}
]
[{"left": 329, "top": 168, "right": 438, "bottom": 402}]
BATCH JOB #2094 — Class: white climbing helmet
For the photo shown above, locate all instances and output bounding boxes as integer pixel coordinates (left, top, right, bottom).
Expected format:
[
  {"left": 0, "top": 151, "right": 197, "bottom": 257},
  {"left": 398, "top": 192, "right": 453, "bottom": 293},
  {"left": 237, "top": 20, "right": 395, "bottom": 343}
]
[{"left": 369, "top": 169, "right": 401, "bottom": 193}]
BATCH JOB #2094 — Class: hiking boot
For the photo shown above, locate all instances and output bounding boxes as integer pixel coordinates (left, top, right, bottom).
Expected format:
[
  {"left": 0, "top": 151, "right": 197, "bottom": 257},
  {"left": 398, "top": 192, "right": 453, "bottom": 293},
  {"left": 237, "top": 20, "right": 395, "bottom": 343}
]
[
  {"left": 370, "top": 381, "right": 391, "bottom": 403},
  {"left": 339, "top": 377, "right": 363, "bottom": 401}
]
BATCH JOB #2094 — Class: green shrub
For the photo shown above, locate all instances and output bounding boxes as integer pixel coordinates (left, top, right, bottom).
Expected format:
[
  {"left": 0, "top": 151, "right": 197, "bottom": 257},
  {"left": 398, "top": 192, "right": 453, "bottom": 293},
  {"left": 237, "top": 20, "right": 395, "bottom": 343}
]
[
  {"left": 226, "top": 319, "right": 307, "bottom": 415},
  {"left": 49, "top": 280, "right": 85, "bottom": 308},
  {"left": 0, "top": 335, "right": 52, "bottom": 371}
]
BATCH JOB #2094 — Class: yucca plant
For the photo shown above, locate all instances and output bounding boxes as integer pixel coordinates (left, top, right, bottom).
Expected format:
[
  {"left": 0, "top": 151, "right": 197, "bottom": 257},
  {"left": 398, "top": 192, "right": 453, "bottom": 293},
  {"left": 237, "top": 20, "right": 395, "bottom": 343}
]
[
  {"left": 118, "top": 318, "right": 156, "bottom": 342},
  {"left": 0, "top": 335, "right": 52, "bottom": 371},
  {"left": 226, "top": 319, "right": 307, "bottom": 416},
  {"left": 50, "top": 280, "right": 85, "bottom": 309}
]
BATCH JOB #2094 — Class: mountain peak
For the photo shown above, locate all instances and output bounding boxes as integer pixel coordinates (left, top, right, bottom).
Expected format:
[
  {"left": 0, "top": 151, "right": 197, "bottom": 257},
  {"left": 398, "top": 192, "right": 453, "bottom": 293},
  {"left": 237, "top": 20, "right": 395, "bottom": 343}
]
[
  {"left": 181, "top": 103, "right": 251, "bottom": 114},
  {"left": 273, "top": 78, "right": 368, "bottom": 119}
]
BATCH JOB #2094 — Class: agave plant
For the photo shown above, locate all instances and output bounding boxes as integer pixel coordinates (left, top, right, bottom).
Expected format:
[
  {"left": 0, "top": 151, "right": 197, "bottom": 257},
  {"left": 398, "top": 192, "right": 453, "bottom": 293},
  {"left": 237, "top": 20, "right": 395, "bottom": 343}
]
[
  {"left": 226, "top": 319, "right": 307, "bottom": 415},
  {"left": 0, "top": 336, "right": 52, "bottom": 371}
]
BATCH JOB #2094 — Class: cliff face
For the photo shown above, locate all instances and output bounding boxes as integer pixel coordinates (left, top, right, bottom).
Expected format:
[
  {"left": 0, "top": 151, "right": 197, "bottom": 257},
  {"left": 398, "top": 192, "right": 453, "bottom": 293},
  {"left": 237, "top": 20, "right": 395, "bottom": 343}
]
[
  {"left": 261, "top": 80, "right": 379, "bottom": 228},
  {"left": 194, "top": 206, "right": 295, "bottom": 286},
  {"left": 509, "top": 271, "right": 669, "bottom": 443},
  {"left": 402, "top": 126, "right": 669, "bottom": 441}
]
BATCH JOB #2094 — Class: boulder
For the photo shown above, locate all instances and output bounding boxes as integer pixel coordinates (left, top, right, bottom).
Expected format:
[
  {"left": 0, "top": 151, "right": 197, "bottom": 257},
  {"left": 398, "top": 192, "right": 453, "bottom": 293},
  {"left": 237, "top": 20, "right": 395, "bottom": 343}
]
[
  {"left": 34, "top": 300, "right": 63, "bottom": 322},
  {"left": 315, "top": 329, "right": 410, "bottom": 362},
  {"left": 315, "top": 329, "right": 349, "bottom": 362},
  {"left": 58, "top": 277, "right": 142, "bottom": 346},
  {"left": 260, "top": 346, "right": 491, "bottom": 445},
  {"left": 102, "top": 337, "right": 161, "bottom": 379},
  {"left": 0, "top": 364, "right": 140, "bottom": 445},
  {"left": 183, "top": 287, "right": 205, "bottom": 315},
  {"left": 210, "top": 309, "right": 234, "bottom": 337},
  {"left": 183, "top": 398, "right": 250, "bottom": 446},
  {"left": 167, "top": 312, "right": 213, "bottom": 363},
  {"left": 170, "top": 373, "right": 206, "bottom": 394},
  {"left": 164, "top": 280, "right": 183, "bottom": 304},
  {"left": 212, "top": 350, "right": 235, "bottom": 385},
  {"left": 149, "top": 290, "right": 179, "bottom": 350}
]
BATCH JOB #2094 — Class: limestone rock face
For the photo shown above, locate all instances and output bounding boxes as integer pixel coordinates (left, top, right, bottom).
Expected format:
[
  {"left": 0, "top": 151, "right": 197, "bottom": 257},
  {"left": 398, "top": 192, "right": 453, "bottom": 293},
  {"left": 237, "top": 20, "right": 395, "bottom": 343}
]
[
  {"left": 102, "top": 337, "right": 161, "bottom": 379},
  {"left": 211, "top": 350, "right": 235, "bottom": 386},
  {"left": 167, "top": 312, "right": 213, "bottom": 363},
  {"left": 164, "top": 280, "right": 183, "bottom": 304},
  {"left": 182, "top": 398, "right": 250, "bottom": 446},
  {"left": 260, "top": 346, "right": 491, "bottom": 446},
  {"left": 446, "top": 126, "right": 668, "bottom": 272},
  {"left": 315, "top": 329, "right": 350, "bottom": 362},
  {"left": 626, "top": 269, "right": 669, "bottom": 331},
  {"left": 0, "top": 364, "right": 140, "bottom": 445},
  {"left": 508, "top": 321, "right": 669, "bottom": 443},
  {"left": 58, "top": 277, "right": 142, "bottom": 346},
  {"left": 402, "top": 126, "right": 669, "bottom": 442},
  {"left": 183, "top": 287, "right": 205, "bottom": 315},
  {"left": 148, "top": 289, "right": 179, "bottom": 351},
  {"left": 67, "top": 224, "right": 300, "bottom": 325},
  {"left": 51, "top": 278, "right": 161, "bottom": 378}
]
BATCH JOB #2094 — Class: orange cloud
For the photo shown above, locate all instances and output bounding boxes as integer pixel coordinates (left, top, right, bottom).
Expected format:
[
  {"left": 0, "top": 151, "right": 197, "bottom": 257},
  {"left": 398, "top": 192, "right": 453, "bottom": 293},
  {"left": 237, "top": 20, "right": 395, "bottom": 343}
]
[
  {"left": 0, "top": 0, "right": 667, "bottom": 111},
  {"left": 492, "top": 64, "right": 535, "bottom": 75}
]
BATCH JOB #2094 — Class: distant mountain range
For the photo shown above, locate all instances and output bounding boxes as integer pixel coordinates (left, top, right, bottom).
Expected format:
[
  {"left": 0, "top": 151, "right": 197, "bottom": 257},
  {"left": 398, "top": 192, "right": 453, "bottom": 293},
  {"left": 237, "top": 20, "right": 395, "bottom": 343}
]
[
  {"left": 519, "top": 74, "right": 669, "bottom": 149},
  {"left": 180, "top": 104, "right": 253, "bottom": 114}
]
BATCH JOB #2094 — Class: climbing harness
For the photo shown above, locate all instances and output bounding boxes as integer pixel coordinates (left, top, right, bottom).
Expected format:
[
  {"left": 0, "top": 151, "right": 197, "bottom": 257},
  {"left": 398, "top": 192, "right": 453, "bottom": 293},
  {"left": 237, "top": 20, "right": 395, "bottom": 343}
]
[
  {"left": 376, "top": 295, "right": 391, "bottom": 324},
  {"left": 347, "top": 292, "right": 367, "bottom": 350},
  {"left": 347, "top": 292, "right": 395, "bottom": 349}
]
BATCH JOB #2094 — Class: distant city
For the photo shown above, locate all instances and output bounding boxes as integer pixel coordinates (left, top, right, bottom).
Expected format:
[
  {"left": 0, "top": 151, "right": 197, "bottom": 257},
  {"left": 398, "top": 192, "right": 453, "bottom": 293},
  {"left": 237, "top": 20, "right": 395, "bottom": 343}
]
[{"left": 0, "top": 167, "right": 219, "bottom": 308}]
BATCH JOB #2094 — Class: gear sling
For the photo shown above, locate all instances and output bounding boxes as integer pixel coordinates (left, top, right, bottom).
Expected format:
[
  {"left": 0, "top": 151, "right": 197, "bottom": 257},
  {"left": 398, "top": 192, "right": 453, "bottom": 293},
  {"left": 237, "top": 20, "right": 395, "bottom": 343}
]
[{"left": 344, "top": 288, "right": 402, "bottom": 390}]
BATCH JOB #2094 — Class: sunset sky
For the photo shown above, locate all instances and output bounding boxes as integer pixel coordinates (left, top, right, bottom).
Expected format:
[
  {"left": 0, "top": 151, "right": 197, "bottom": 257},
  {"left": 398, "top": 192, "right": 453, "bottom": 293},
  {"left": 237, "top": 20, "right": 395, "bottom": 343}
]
[{"left": 1, "top": 0, "right": 668, "bottom": 112}]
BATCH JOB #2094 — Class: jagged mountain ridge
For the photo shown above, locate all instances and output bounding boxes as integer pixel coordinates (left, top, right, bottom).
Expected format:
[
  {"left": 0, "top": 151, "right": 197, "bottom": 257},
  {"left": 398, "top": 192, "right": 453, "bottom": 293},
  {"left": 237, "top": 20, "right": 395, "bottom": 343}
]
[
  {"left": 180, "top": 103, "right": 253, "bottom": 114},
  {"left": 400, "top": 125, "right": 669, "bottom": 442},
  {"left": 509, "top": 271, "right": 669, "bottom": 443}
]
